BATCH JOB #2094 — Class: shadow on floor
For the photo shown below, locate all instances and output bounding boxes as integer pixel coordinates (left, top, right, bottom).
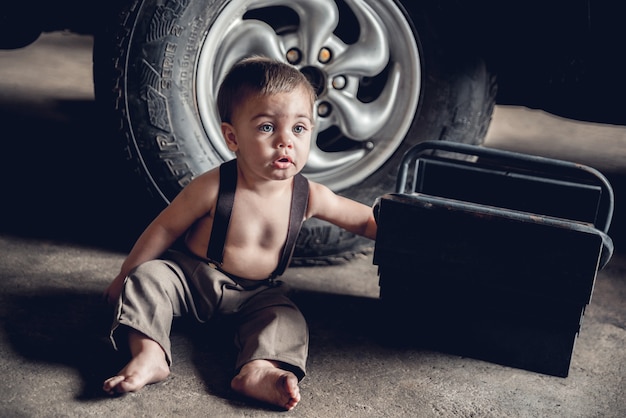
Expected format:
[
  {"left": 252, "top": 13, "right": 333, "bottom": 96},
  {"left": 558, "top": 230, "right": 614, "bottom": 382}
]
[{"left": 0, "top": 98, "right": 162, "bottom": 253}]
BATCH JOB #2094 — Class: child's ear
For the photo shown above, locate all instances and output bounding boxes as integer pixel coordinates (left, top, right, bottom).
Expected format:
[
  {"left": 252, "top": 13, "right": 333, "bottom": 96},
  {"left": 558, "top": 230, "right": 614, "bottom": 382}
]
[{"left": 221, "top": 122, "right": 239, "bottom": 152}]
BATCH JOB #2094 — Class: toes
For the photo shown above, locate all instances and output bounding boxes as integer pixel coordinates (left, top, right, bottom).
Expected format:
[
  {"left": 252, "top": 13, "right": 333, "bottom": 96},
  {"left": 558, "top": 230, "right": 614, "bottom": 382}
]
[
  {"left": 103, "top": 375, "right": 125, "bottom": 394},
  {"left": 280, "top": 374, "right": 300, "bottom": 403},
  {"left": 232, "top": 367, "right": 300, "bottom": 410}
]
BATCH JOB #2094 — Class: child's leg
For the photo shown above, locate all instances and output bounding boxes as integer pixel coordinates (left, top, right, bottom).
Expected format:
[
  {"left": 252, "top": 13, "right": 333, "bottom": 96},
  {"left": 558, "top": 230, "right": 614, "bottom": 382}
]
[
  {"left": 105, "top": 258, "right": 195, "bottom": 394},
  {"left": 103, "top": 329, "right": 169, "bottom": 394},
  {"left": 231, "top": 291, "right": 308, "bottom": 410}
]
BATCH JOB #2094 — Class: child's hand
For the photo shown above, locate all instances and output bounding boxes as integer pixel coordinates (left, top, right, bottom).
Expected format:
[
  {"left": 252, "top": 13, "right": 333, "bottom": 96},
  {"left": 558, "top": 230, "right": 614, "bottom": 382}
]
[{"left": 103, "top": 273, "right": 126, "bottom": 304}]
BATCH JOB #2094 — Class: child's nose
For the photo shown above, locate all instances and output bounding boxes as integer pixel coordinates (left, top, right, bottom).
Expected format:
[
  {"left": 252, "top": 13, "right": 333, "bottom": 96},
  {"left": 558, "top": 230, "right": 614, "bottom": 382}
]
[{"left": 276, "top": 132, "right": 293, "bottom": 148}]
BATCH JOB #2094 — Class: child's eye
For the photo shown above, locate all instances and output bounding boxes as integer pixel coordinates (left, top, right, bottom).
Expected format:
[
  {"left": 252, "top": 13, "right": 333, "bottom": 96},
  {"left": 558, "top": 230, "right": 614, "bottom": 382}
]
[
  {"left": 259, "top": 124, "right": 273, "bottom": 133},
  {"left": 293, "top": 125, "right": 305, "bottom": 134}
]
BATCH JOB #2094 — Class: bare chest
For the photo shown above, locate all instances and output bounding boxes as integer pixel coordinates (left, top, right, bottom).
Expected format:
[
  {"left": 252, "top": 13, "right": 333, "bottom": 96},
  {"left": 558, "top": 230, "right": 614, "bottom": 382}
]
[{"left": 227, "top": 194, "right": 291, "bottom": 250}]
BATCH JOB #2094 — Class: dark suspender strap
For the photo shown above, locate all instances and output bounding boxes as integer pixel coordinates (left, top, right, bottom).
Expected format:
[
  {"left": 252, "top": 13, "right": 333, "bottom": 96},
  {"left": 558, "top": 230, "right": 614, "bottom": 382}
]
[
  {"left": 206, "top": 159, "right": 237, "bottom": 265},
  {"left": 206, "top": 159, "right": 310, "bottom": 277},
  {"left": 273, "top": 172, "right": 309, "bottom": 277}
]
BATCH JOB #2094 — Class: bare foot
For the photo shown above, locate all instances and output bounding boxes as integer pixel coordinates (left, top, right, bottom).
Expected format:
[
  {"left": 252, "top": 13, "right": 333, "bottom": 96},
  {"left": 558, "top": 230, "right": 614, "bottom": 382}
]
[
  {"left": 231, "top": 360, "right": 301, "bottom": 410},
  {"left": 103, "top": 330, "right": 170, "bottom": 395}
]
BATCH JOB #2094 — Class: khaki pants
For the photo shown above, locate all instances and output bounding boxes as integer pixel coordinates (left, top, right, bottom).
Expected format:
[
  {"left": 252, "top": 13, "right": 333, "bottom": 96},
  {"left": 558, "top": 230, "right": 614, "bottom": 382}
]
[{"left": 110, "top": 250, "right": 308, "bottom": 379}]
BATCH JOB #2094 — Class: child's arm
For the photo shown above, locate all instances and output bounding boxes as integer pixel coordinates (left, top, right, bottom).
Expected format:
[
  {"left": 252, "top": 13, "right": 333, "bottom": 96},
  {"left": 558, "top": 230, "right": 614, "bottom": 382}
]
[
  {"left": 307, "top": 182, "right": 377, "bottom": 240},
  {"left": 104, "top": 170, "right": 219, "bottom": 303}
]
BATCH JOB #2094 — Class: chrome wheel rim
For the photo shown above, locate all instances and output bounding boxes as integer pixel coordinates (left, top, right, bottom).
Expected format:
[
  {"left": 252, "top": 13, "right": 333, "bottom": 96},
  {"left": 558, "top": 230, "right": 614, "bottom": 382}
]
[{"left": 197, "top": 0, "right": 421, "bottom": 191}]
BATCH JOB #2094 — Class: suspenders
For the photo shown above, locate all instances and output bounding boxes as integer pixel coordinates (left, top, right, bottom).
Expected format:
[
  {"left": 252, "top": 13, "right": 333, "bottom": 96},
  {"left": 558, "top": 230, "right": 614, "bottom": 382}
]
[{"left": 206, "top": 159, "right": 309, "bottom": 278}]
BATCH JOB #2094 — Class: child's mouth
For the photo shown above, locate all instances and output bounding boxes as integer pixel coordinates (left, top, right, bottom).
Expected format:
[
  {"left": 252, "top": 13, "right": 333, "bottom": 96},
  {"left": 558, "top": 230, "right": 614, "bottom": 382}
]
[{"left": 273, "top": 156, "right": 293, "bottom": 168}]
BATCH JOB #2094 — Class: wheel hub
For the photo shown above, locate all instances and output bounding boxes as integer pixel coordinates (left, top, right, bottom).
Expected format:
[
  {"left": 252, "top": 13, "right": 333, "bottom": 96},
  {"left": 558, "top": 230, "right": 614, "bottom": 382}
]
[{"left": 299, "top": 65, "right": 327, "bottom": 97}]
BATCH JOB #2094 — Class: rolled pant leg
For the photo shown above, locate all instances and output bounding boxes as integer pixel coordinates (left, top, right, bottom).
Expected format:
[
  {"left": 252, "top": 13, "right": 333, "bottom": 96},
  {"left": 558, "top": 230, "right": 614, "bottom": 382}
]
[
  {"left": 232, "top": 285, "right": 309, "bottom": 380},
  {"left": 110, "top": 259, "right": 194, "bottom": 365}
]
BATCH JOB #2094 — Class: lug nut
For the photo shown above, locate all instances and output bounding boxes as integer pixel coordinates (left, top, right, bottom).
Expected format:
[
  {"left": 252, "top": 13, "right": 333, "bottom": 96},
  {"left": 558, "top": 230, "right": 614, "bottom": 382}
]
[
  {"left": 332, "top": 76, "right": 347, "bottom": 90},
  {"left": 286, "top": 48, "right": 302, "bottom": 64},
  {"left": 317, "top": 102, "right": 332, "bottom": 117},
  {"left": 318, "top": 47, "right": 332, "bottom": 64}
]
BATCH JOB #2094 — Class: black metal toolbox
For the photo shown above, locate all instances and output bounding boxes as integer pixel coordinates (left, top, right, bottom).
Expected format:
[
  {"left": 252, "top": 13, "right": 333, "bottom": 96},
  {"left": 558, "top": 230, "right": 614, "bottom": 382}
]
[{"left": 373, "top": 141, "right": 614, "bottom": 377}]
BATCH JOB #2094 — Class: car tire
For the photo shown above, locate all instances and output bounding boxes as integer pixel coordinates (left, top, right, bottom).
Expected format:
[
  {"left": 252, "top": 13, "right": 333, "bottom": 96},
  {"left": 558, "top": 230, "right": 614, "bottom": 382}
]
[{"left": 94, "top": 0, "right": 496, "bottom": 263}]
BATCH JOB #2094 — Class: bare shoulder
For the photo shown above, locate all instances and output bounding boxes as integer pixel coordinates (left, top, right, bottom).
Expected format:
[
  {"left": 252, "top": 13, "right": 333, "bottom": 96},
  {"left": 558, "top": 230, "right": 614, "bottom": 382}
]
[
  {"left": 169, "top": 166, "right": 221, "bottom": 216},
  {"left": 306, "top": 181, "right": 349, "bottom": 218},
  {"left": 306, "top": 180, "right": 377, "bottom": 240},
  {"left": 306, "top": 181, "right": 332, "bottom": 214}
]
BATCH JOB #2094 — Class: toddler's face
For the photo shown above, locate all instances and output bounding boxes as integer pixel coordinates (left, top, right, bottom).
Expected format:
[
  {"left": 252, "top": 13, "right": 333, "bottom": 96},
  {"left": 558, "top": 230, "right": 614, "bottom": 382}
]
[{"left": 221, "top": 86, "right": 314, "bottom": 182}]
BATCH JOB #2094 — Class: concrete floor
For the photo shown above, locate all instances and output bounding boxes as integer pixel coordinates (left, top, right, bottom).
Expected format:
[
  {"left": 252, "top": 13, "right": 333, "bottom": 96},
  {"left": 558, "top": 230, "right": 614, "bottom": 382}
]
[{"left": 0, "top": 32, "right": 624, "bottom": 417}]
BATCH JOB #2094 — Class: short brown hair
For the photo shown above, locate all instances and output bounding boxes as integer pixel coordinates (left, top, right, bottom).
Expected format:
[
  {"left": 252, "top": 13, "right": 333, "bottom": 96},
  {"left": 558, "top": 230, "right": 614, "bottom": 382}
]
[{"left": 217, "top": 56, "right": 317, "bottom": 123}]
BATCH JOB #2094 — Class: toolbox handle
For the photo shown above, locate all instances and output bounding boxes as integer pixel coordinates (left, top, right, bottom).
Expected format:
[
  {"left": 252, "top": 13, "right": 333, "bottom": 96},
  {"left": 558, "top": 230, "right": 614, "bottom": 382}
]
[{"left": 396, "top": 141, "right": 614, "bottom": 233}]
